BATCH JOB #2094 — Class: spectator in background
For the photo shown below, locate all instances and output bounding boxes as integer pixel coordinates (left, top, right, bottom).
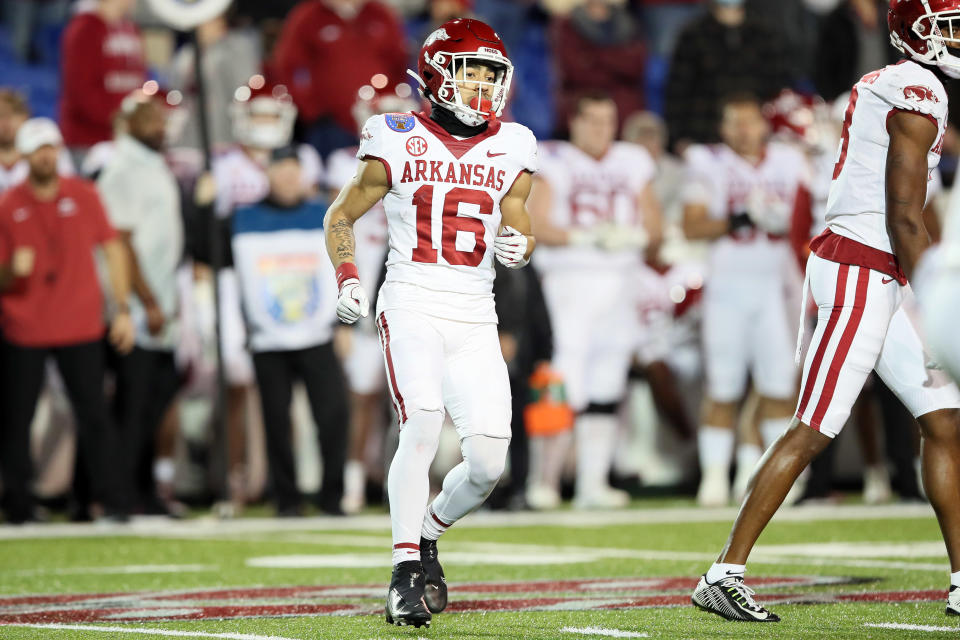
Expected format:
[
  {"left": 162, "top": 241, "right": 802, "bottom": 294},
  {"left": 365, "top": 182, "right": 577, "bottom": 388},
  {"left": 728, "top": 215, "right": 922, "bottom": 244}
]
[
  {"left": 0, "top": 90, "right": 75, "bottom": 192},
  {"left": 665, "top": 0, "right": 790, "bottom": 151},
  {"left": 97, "top": 94, "right": 184, "bottom": 515},
  {"left": 59, "top": 0, "right": 147, "bottom": 159},
  {"left": 0, "top": 118, "right": 134, "bottom": 523},
  {"left": 231, "top": 147, "right": 347, "bottom": 516},
  {"left": 639, "top": 0, "right": 704, "bottom": 59},
  {"left": 166, "top": 9, "right": 262, "bottom": 152},
  {"left": 271, "top": 0, "right": 408, "bottom": 157},
  {"left": 551, "top": 0, "right": 646, "bottom": 135},
  {"left": 814, "top": 0, "right": 898, "bottom": 102}
]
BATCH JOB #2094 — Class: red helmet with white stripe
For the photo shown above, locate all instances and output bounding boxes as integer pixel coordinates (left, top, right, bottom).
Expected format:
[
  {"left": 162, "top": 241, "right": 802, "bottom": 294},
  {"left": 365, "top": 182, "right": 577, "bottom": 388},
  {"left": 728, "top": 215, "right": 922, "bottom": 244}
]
[
  {"left": 409, "top": 18, "right": 513, "bottom": 127},
  {"left": 889, "top": 0, "right": 960, "bottom": 77},
  {"left": 230, "top": 75, "right": 297, "bottom": 149}
]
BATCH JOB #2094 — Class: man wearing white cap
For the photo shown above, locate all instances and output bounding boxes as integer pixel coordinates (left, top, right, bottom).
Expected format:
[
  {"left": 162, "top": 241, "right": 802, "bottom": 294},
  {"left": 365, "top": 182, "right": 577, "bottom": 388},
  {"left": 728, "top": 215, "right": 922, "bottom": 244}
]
[{"left": 0, "top": 117, "right": 135, "bottom": 523}]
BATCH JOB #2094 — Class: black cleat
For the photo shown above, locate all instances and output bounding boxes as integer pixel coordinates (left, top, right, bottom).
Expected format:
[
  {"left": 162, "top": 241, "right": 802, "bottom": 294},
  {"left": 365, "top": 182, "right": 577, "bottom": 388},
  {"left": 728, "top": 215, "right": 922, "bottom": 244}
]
[
  {"left": 420, "top": 537, "right": 448, "bottom": 613},
  {"left": 385, "top": 561, "right": 431, "bottom": 628},
  {"left": 692, "top": 574, "right": 780, "bottom": 622},
  {"left": 948, "top": 585, "right": 959, "bottom": 616}
]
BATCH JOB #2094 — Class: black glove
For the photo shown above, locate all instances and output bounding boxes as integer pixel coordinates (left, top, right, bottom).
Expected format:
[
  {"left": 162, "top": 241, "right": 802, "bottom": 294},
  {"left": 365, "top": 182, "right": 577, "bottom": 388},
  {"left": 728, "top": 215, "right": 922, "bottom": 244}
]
[{"left": 728, "top": 211, "right": 755, "bottom": 234}]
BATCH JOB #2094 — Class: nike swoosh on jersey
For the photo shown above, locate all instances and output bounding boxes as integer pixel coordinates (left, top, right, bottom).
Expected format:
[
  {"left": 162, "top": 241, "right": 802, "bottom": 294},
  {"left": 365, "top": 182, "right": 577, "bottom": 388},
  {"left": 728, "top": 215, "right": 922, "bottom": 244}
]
[
  {"left": 486, "top": 151, "right": 506, "bottom": 157},
  {"left": 882, "top": 277, "right": 894, "bottom": 284}
]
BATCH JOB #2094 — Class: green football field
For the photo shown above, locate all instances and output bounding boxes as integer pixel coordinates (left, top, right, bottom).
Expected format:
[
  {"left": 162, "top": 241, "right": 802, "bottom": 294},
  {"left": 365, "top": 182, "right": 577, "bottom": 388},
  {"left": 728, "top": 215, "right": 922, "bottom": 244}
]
[{"left": 1, "top": 500, "right": 958, "bottom": 639}]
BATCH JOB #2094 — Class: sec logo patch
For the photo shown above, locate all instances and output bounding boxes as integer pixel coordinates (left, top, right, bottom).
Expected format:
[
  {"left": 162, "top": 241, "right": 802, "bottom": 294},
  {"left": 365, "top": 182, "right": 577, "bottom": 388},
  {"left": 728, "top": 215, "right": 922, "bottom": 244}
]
[
  {"left": 385, "top": 113, "right": 416, "bottom": 132},
  {"left": 406, "top": 136, "right": 428, "bottom": 156}
]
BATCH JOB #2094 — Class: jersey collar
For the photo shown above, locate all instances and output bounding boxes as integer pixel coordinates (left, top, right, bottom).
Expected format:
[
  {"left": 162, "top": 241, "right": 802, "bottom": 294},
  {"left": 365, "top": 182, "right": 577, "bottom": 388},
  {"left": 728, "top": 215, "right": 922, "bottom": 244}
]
[{"left": 414, "top": 112, "right": 502, "bottom": 161}]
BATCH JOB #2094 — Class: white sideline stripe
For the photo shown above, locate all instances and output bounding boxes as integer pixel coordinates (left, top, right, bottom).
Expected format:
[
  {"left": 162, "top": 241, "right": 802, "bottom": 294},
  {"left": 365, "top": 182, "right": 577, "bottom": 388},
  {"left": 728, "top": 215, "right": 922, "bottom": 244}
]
[
  {"left": 11, "top": 624, "right": 299, "bottom": 640},
  {"left": 560, "top": 626, "right": 650, "bottom": 638},
  {"left": 864, "top": 623, "right": 960, "bottom": 632},
  {"left": 5, "top": 564, "right": 217, "bottom": 577},
  {"left": 0, "top": 503, "right": 937, "bottom": 540}
]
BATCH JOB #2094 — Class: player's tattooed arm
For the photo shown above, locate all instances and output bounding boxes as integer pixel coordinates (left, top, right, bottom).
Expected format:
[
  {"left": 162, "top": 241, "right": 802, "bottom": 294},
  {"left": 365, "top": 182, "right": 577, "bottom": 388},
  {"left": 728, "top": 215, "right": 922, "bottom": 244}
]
[
  {"left": 500, "top": 170, "right": 537, "bottom": 259},
  {"left": 324, "top": 159, "right": 390, "bottom": 268},
  {"left": 885, "top": 110, "right": 938, "bottom": 281}
]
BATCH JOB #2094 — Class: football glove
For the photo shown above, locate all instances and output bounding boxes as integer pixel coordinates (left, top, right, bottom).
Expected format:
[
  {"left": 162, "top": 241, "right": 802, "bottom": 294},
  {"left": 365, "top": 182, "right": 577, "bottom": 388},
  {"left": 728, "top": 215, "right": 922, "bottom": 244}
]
[
  {"left": 335, "top": 263, "right": 369, "bottom": 324},
  {"left": 746, "top": 186, "right": 791, "bottom": 235},
  {"left": 494, "top": 225, "right": 530, "bottom": 268},
  {"left": 596, "top": 222, "right": 648, "bottom": 252}
]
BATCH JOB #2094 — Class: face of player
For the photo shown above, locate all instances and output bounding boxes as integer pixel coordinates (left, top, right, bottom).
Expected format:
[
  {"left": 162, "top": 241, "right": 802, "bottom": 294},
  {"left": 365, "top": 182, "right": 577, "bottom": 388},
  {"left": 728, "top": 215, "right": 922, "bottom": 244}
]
[
  {"left": 0, "top": 103, "right": 28, "bottom": 149},
  {"left": 720, "top": 101, "right": 768, "bottom": 160},
  {"left": 454, "top": 62, "right": 497, "bottom": 107},
  {"left": 27, "top": 145, "right": 59, "bottom": 183},
  {"left": 128, "top": 100, "right": 167, "bottom": 152},
  {"left": 268, "top": 158, "right": 303, "bottom": 207},
  {"left": 570, "top": 99, "right": 618, "bottom": 158}
]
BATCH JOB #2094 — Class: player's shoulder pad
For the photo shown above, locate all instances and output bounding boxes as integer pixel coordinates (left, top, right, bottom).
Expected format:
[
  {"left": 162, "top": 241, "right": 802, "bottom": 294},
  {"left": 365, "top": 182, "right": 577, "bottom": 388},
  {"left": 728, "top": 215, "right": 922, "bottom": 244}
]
[{"left": 871, "top": 61, "right": 947, "bottom": 113}]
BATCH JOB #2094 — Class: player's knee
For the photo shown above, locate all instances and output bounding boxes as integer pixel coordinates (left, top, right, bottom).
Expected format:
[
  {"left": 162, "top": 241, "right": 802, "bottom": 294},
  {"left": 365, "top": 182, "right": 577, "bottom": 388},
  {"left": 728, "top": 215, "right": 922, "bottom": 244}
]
[
  {"left": 918, "top": 408, "right": 960, "bottom": 443},
  {"left": 464, "top": 438, "right": 508, "bottom": 488},
  {"left": 398, "top": 409, "right": 444, "bottom": 448}
]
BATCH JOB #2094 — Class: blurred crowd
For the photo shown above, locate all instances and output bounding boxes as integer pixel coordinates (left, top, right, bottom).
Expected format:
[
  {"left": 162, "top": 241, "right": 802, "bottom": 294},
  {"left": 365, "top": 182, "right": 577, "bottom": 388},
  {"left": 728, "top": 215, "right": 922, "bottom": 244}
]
[{"left": 0, "top": 0, "right": 956, "bottom": 524}]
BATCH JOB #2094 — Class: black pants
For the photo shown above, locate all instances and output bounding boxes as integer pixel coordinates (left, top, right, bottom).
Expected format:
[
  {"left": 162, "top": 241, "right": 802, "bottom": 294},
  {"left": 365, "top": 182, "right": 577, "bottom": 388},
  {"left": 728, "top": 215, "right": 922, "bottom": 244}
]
[
  {"left": 252, "top": 343, "right": 347, "bottom": 512},
  {"left": 0, "top": 338, "right": 122, "bottom": 521},
  {"left": 112, "top": 346, "right": 180, "bottom": 511}
]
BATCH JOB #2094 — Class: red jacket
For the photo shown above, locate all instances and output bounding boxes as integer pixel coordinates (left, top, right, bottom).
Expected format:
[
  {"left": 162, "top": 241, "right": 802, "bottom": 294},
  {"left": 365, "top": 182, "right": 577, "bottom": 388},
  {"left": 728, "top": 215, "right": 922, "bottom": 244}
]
[
  {"left": 0, "top": 177, "right": 117, "bottom": 347},
  {"left": 271, "top": 1, "right": 408, "bottom": 132},
  {"left": 59, "top": 11, "right": 147, "bottom": 147}
]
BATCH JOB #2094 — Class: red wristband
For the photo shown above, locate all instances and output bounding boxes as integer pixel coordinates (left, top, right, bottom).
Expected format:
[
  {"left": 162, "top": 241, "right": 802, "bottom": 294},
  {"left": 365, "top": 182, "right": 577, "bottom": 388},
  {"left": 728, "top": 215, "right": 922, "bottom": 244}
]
[{"left": 336, "top": 262, "right": 359, "bottom": 289}]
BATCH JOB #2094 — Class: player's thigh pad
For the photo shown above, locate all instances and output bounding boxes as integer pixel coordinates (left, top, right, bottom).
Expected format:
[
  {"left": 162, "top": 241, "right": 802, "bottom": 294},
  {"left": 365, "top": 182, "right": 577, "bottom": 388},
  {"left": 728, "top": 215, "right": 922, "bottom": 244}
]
[
  {"left": 441, "top": 321, "right": 512, "bottom": 439},
  {"left": 795, "top": 256, "right": 897, "bottom": 437},
  {"left": 750, "top": 277, "right": 799, "bottom": 400},
  {"left": 375, "top": 310, "right": 445, "bottom": 424},
  {"left": 343, "top": 328, "right": 385, "bottom": 395},
  {"left": 702, "top": 280, "right": 751, "bottom": 402},
  {"left": 875, "top": 297, "right": 960, "bottom": 418},
  {"left": 218, "top": 268, "right": 255, "bottom": 386}
]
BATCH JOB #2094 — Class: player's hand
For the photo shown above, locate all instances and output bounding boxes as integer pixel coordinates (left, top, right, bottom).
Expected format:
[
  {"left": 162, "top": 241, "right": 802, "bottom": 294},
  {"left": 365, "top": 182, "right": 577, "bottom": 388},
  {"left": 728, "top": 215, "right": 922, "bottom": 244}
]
[
  {"left": 728, "top": 211, "right": 755, "bottom": 234},
  {"left": 194, "top": 172, "right": 217, "bottom": 207},
  {"left": 494, "top": 225, "right": 529, "bottom": 268},
  {"left": 109, "top": 310, "right": 136, "bottom": 354},
  {"left": 145, "top": 301, "right": 166, "bottom": 336},
  {"left": 596, "top": 223, "right": 648, "bottom": 252},
  {"left": 11, "top": 246, "right": 35, "bottom": 278},
  {"left": 337, "top": 278, "right": 369, "bottom": 324},
  {"left": 746, "top": 188, "right": 790, "bottom": 234}
]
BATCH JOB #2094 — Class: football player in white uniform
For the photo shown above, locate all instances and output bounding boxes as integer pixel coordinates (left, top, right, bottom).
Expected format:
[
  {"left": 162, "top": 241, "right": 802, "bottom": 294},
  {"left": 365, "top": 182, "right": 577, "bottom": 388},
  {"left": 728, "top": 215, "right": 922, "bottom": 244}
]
[
  {"left": 682, "top": 93, "right": 810, "bottom": 507},
  {"left": 323, "top": 19, "right": 537, "bottom": 627},
  {"left": 529, "top": 92, "right": 663, "bottom": 509},
  {"left": 326, "top": 84, "right": 419, "bottom": 514},
  {"left": 693, "top": 0, "right": 960, "bottom": 621}
]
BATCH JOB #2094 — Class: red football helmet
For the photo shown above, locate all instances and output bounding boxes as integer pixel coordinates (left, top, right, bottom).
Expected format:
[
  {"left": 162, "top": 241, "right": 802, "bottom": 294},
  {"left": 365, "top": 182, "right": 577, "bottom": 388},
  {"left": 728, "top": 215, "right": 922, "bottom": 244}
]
[
  {"left": 409, "top": 18, "right": 513, "bottom": 126},
  {"left": 889, "top": 0, "right": 960, "bottom": 77},
  {"left": 762, "top": 89, "right": 832, "bottom": 152},
  {"left": 230, "top": 75, "right": 297, "bottom": 149}
]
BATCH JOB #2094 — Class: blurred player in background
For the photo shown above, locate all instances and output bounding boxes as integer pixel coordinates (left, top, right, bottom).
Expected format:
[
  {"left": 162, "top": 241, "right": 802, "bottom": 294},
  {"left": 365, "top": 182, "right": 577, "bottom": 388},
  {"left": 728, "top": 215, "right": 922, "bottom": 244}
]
[
  {"left": 325, "top": 83, "right": 419, "bottom": 514},
  {"left": 529, "top": 91, "right": 663, "bottom": 509},
  {"left": 682, "top": 93, "right": 810, "bottom": 507},
  {"left": 693, "top": 0, "right": 960, "bottom": 621},
  {"left": 324, "top": 18, "right": 537, "bottom": 627}
]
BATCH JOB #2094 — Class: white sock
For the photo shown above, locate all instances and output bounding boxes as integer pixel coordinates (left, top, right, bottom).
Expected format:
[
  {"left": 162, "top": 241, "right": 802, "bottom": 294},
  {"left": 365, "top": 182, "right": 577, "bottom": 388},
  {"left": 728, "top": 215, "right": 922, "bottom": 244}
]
[
  {"left": 344, "top": 460, "right": 365, "bottom": 497},
  {"left": 388, "top": 410, "right": 443, "bottom": 565},
  {"left": 760, "top": 417, "right": 790, "bottom": 450},
  {"left": 575, "top": 413, "right": 619, "bottom": 496},
  {"left": 952, "top": 570, "right": 960, "bottom": 587},
  {"left": 422, "top": 435, "right": 509, "bottom": 541},
  {"left": 153, "top": 457, "right": 175, "bottom": 485},
  {"left": 706, "top": 562, "right": 745, "bottom": 584},
  {"left": 736, "top": 443, "right": 763, "bottom": 473},
  {"left": 698, "top": 425, "right": 735, "bottom": 471}
]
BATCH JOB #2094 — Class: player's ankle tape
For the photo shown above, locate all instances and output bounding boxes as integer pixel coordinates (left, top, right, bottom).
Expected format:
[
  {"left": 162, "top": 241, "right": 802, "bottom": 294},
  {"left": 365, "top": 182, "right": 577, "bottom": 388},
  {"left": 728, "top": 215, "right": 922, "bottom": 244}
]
[{"left": 336, "top": 263, "right": 359, "bottom": 289}]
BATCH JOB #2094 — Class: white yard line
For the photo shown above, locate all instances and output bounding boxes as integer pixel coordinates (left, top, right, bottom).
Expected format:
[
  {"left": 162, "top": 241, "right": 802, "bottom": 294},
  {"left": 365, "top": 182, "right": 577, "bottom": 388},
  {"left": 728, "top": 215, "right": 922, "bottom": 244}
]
[
  {"left": 864, "top": 622, "right": 960, "bottom": 632},
  {"left": 10, "top": 624, "right": 300, "bottom": 640},
  {"left": 5, "top": 564, "right": 217, "bottom": 577},
  {"left": 560, "top": 626, "right": 650, "bottom": 638},
  {"left": 0, "top": 503, "right": 937, "bottom": 541}
]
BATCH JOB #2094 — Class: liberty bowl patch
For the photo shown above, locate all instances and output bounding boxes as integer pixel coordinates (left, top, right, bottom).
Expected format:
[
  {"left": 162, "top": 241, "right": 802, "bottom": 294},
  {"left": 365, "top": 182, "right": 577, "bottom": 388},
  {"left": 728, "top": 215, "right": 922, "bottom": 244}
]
[{"left": 385, "top": 113, "right": 416, "bottom": 133}]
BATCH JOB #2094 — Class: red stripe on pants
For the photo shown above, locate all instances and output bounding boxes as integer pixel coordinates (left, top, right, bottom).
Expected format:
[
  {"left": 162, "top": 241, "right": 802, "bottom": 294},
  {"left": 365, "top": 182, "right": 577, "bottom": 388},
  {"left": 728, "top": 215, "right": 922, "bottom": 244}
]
[
  {"left": 377, "top": 312, "right": 408, "bottom": 424},
  {"left": 796, "top": 264, "right": 851, "bottom": 421},
  {"left": 809, "top": 267, "right": 870, "bottom": 429}
]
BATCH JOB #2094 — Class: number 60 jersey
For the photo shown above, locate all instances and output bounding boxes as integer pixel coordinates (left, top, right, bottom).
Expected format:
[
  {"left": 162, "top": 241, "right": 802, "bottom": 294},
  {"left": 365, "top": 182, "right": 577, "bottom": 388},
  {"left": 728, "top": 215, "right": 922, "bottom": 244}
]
[{"left": 357, "top": 112, "right": 538, "bottom": 323}]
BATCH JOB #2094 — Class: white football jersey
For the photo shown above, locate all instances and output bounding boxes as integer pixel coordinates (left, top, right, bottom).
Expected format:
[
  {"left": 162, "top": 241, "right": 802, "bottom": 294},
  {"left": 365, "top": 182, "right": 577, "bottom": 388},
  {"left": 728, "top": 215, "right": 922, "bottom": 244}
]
[
  {"left": 825, "top": 60, "right": 947, "bottom": 254},
  {"left": 326, "top": 146, "right": 388, "bottom": 293},
  {"left": 213, "top": 144, "right": 324, "bottom": 217},
  {"left": 534, "top": 141, "right": 655, "bottom": 272},
  {"left": 633, "top": 260, "right": 704, "bottom": 367},
  {"left": 357, "top": 112, "right": 537, "bottom": 322},
  {"left": 683, "top": 142, "right": 809, "bottom": 277}
]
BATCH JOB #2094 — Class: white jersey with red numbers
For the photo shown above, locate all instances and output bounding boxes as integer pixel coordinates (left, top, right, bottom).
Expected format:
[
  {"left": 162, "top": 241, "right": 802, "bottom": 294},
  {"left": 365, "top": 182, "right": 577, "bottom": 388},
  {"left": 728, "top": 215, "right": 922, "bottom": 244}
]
[
  {"left": 534, "top": 141, "right": 655, "bottom": 273},
  {"left": 825, "top": 60, "right": 947, "bottom": 254},
  {"left": 326, "top": 146, "right": 388, "bottom": 293},
  {"left": 358, "top": 112, "right": 537, "bottom": 323},
  {"left": 683, "top": 142, "right": 810, "bottom": 277},
  {"left": 212, "top": 144, "right": 324, "bottom": 218}
]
